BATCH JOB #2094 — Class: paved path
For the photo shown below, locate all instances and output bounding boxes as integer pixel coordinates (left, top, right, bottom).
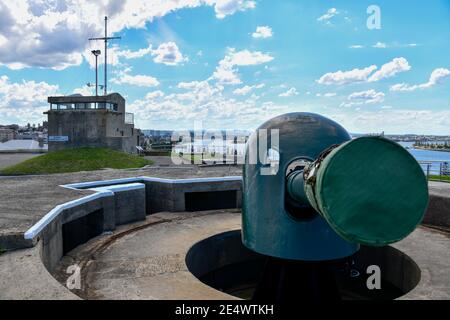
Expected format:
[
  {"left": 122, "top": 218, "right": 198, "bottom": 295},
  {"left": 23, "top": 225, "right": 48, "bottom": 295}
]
[{"left": 0, "top": 153, "right": 42, "bottom": 170}]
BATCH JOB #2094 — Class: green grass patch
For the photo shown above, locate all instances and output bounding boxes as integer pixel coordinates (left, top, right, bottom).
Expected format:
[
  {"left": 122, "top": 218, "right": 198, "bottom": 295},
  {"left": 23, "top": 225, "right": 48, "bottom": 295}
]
[
  {"left": 428, "top": 175, "right": 450, "bottom": 183},
  {"left": 0, "top": 247, "right": 5, "bottom": 256},
  {"left": 0, "top": 147, "right": 153, "bottom": 175}
]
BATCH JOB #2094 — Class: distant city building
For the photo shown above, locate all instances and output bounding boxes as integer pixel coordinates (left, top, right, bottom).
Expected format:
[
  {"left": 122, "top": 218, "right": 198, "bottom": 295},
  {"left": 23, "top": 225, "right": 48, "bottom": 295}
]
[
  {"left": 45, "top": 93, "right": 143, "bottom": 154},
  {"left": 0, "top": 128, "right": 16, "bottom": 142}
]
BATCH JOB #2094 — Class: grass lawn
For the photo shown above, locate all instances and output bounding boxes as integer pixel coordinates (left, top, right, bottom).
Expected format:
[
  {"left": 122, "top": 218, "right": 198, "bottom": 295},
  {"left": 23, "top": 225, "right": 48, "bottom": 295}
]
[
  {"left": 0, "top": 147, "right": 153, "bottom": 175},
  {"left": 428, "top": 175, "right": 450, "bottom": 183}
]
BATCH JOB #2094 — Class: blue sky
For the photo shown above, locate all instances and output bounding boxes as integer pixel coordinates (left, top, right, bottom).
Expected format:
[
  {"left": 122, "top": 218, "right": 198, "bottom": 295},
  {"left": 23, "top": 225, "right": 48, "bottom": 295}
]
[{"left": 0, "top": 0, "right": 449, "bottom": 134}]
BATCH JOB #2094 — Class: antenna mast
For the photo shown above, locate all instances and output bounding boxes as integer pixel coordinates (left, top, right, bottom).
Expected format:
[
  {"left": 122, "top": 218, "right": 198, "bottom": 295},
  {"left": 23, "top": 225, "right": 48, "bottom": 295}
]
[{"left": 89, "top": 16, "right": 121, "bottom": 96}]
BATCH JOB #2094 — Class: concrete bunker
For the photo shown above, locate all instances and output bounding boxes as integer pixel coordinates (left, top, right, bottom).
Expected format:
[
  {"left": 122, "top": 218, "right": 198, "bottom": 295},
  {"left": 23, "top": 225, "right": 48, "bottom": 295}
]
[
  {"left": 185, "top": 230, "right": 422, "bottom": 300},
  {"left": 33, "top": 177, "right": 242, "bottom": 273},
  {"left": 62, "top": 209, "right": 104, "bottom": 255},
  {"left": 185, "top": 190, "right": 238, "bottom": 212}
]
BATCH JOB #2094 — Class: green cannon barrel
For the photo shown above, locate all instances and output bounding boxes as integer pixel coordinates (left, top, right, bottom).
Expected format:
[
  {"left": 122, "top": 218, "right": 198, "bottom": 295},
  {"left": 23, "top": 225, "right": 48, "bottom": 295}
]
[{"left": 288, "top": 136, "right": 429, "bottom": 246}]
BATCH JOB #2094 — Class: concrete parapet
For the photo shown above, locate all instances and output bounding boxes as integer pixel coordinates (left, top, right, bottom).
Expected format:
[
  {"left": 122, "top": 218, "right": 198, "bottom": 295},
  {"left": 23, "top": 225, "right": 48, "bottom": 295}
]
[{"left": 423, "top": 193, "right": 450, "bottom": 230}]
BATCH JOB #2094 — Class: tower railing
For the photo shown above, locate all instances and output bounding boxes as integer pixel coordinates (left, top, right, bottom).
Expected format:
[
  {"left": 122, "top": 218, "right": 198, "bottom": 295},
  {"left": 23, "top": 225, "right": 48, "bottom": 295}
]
[{"left": 125, "top": 113, "right": 134, "bottom": 125}]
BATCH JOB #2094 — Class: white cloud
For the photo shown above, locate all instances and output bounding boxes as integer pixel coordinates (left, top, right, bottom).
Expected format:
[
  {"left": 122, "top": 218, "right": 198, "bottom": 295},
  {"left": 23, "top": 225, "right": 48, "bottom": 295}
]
[
  {"left": 145, "top": 90, "right": 165, "bottom": 99},
  {"left": 317, "top": 58, "right": 411, "bottom": 85},
  {"left": 279, "top": 87, "right": 299, "bottom": 97},
  {"left": 342, "top": 89, "right": 385, "bottom": 107},
  {"left": 349, "top": 45, "right": 364, "bottom": 49},
  {"left": 0, "top": 1, "right": 255, "bottom": 70},
  {"left": 211, "top": 48, "right": 274, "bottom": 85},
  {"left": 111, "top": 73, "right": 159, "bottom": 87},
  {"left": 0, "top": 75, "right": 59, "bottom": 124},
  {"left": 252, "top": 26, "right": 273, "bottom": 39},
  {"left": 233, "top": 84, "right": 265, "bottom": 95},
  {"left": 151, "top": 42, "right": 188, "bottom": 66},
  {"left": 373, "top": 42, "right": 387, "bottom": 49},
  {"left": 317, "top": 65, "right": 377, "bottom": 85},
  {"left": 324, "top": 92, "right": 337, "bottom": 97},
  {"left": 128, "top": 79, "right": 288, "bottom": 129},
  {"left": 213, "top": 0, "right": 256, "bottom": 19},
  {"left": 368, "top": 57, "right": 411, "bottom": 82},
  {"left": 390, "top": 68, "right": 450, "bottom": 92},
  {"left": 317, "top": 8, "right": 339, "bottom": 22},
  {"left": 116, "top": 42, "right": 188, "bottom": 66},
  {"left": 118, "top": 45, "right": 153, "bottom": 60}
]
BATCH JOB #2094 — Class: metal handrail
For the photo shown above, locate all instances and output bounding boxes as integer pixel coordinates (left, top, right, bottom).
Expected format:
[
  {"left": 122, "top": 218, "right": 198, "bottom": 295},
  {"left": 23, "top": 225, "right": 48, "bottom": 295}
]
[
  {"left": 125, "top": 112, "right": 134, "bottom": 124},
  {"left": 418, "top": 160, "right": 450, "bottom": 181}
]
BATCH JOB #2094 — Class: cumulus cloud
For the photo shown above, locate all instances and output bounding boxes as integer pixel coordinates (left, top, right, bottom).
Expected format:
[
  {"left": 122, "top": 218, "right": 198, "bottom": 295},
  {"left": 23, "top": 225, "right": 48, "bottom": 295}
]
[
  {"left": 145, "top": 90, "right": 165, "bottom": 99},
  {"left": 368, "top": 57, "right": 411, "bottom": 82},
  {"left": 233, "top": 84, "right": 265, "bottom": 95},
  {"left": 211, "top": 48, "right": 274, "bottom": 85},
  {"left": 118, "top": 45, "right": 153, "bottom": 60},
  {"left": 151, "top": 42, "right": 188, "bottom": 66},
  {"left": 0, "top": 75, "right": 59, "bottom": 123},
  {"left": 0, "top": 0, "right": 255, "bottom": 70},
  {"left": 252, "top": 26, "right": 273, "bottom": 39},
  {"left": 111, "top": 70, "right": 159, "bottom": 87},
  {"left": 317, "top": 65, "right": 377, "bottom": 86},
  {"left": 341, "top": 89, "right": 385, "bottom": 107},
  {"left": 349, "top": 45, "right": 364, "bottom": 49},
  {"left": 279, "top": 87, "right": 299, "bottom": 97},
  {"left": 317, "top": 8, "right": 339, "bottom": 22},
  {"left": 213, "top": 0, "right": 256, "bottom": 19},
  {"left": 128, "top": 79, "right": 288, "bottom": 129},
  {"left": 390, "top": 68, "right": 450, "bottom": 92},
  {"left": 116, "top": 42, "right": 188, "bottom": 66},
  {"left": 317, "top": 57, "right": 411, "bottom": 85}
]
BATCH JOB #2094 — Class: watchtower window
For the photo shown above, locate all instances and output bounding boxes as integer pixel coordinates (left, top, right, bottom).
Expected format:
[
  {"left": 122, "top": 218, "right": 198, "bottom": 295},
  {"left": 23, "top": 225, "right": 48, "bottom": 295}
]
[{"left": 49, "top": 101, "right": 118, "bottom": 111}]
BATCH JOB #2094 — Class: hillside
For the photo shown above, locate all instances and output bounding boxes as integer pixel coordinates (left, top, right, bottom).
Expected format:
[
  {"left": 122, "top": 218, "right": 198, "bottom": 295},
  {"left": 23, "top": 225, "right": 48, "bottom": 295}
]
[{"left": 0, "top": 147, "right": 152, "bottom": 175}]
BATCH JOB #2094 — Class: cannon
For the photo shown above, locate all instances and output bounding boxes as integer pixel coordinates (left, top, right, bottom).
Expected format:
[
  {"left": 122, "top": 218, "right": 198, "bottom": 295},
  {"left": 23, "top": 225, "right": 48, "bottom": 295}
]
[{"left": 242, "top": 113, "right": 429, "bottom": 301}]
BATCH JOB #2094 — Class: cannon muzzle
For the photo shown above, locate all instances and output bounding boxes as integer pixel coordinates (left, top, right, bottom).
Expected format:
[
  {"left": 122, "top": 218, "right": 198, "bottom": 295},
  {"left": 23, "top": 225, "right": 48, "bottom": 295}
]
[{"left": 287, "top": 136, "right": 429, "bottom": 246}]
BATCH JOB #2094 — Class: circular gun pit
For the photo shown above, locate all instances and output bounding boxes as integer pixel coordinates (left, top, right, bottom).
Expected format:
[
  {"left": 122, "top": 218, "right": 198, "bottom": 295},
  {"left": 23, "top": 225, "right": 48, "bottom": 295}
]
[{"left": 186, "top": 230, "right": 421, "bottom": 301}]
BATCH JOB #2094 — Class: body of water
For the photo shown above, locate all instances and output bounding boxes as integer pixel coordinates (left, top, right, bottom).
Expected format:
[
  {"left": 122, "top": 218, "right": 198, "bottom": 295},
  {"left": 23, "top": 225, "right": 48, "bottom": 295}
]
[{"left": 396, "top": 142, "right": 450, "bottom": 175}]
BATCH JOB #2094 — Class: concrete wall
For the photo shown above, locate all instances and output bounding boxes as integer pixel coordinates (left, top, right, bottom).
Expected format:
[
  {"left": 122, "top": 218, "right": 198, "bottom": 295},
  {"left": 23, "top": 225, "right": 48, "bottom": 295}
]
[
  {"left": 114, "top": 188, "right": 146, "bottom": 225},
  {"left": 423, "top": 193, "right": 450, "bottom": 230},
  {"left": 32, "top": 178, "right": 243, "bottom": 272},
  {"left": 144, "top": 180, "right": 242, "bottom": 214},
  {"left": 38, "top": 187, "right": 144, "bottom": 272},
  {"left": 47, "top": 110, "right": 108, "bottom": 152}
]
